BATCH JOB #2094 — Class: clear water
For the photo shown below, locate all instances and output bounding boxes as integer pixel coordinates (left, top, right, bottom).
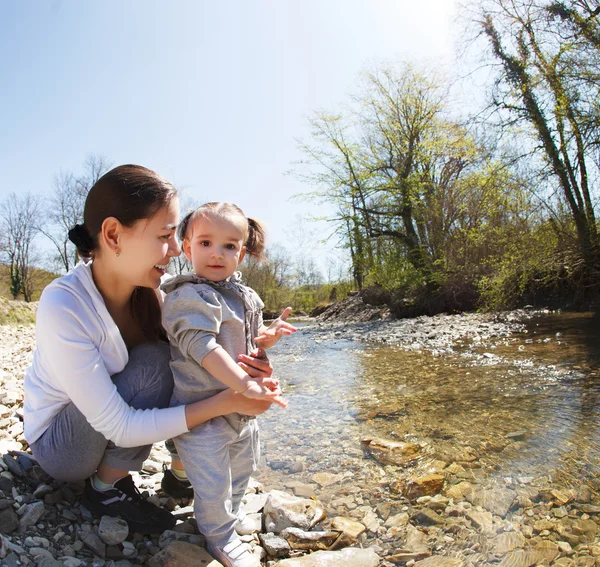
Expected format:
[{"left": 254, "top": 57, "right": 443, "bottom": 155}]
[{"left": 256, "top": 313, "right": 600, "bottom": 507}]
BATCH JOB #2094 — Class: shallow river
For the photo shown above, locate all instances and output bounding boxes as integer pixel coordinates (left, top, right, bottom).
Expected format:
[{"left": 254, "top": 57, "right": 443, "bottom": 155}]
[{"left": 257, "top": 312, "right": 600, "bottom": 515}]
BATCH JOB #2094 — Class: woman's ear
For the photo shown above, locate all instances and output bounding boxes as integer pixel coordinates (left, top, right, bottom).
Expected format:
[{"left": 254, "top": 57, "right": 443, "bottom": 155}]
[
  {"left": 100, "top": 217, "right": 123, "bottom": 255},
  {"left": 182, "top": 238, "right": 193, "bottom": 262}
]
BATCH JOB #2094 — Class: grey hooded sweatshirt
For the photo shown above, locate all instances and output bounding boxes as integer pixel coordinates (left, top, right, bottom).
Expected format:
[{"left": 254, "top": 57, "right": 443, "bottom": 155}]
[{"left": 160, "top": 272, "right": 264, "bottom": 407}]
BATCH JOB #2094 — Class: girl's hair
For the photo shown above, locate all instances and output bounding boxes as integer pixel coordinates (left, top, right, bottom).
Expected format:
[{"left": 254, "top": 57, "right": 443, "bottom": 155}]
[
  {"left": 178, "top": 202, "right": 266, "bottom": 259},
  {"left": 68, "top": 164, "right": 177, "bottom": 343}
]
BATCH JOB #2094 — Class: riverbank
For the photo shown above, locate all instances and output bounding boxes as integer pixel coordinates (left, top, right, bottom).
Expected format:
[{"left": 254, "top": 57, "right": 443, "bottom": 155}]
[{"left": 1, "top": 309, "right": 598, "bottom": 566}]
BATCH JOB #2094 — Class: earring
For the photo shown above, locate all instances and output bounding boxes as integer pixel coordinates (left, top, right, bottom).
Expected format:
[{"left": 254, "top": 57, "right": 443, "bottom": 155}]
[{"left": 116, "top": 251, "right": 120, "bottom": 257}]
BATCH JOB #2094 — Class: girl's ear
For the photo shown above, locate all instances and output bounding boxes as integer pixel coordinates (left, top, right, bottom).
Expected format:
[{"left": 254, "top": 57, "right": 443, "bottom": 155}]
[
  {"left": 238, "top": 246, "right": 246, "bottom": 264},
  {"left": 182, "top": 238, "right": 193, "bottom": 262},
  {"left": 100, "top": 217, "right": 123, "bottom": 255}
]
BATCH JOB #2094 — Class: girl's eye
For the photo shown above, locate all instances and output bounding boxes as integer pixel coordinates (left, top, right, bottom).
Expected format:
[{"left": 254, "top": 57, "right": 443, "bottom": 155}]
[
  {"left": 225, "top": 244, "right": 236, "bottom": 250},
  {"left": 200, "top": 241, "right": 210, "bottom": 247}
]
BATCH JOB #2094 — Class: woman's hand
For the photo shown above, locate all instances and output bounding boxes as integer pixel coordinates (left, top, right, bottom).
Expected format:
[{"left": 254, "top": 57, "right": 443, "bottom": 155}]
[{"left": 237, "top": 348, "right": 273, "bottom": 378}]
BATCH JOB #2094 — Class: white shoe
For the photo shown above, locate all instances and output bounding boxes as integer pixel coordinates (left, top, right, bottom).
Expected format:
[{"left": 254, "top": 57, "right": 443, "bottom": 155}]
[{"left": 208, "top": 539, "right": 260, "bottom": 567}]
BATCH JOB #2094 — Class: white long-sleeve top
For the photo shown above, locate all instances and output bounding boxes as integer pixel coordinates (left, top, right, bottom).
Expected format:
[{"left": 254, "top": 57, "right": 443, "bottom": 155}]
[{"left": 24, "top": 261, "right": 189, "bottom": 447}]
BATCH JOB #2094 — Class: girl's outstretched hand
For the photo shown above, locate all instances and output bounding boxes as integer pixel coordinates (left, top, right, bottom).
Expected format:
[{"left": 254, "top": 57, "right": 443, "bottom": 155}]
[
  {"left": 241, "top": 380, "right": 288, "bottom": 408},
  {"left": 254, "top": 307, "right": 297, "bottom": 350}
]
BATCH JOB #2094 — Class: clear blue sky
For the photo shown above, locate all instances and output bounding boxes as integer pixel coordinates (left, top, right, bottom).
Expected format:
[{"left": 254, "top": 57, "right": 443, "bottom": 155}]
[{"left": 0, "top": 0, "right": 459, "bottom": 273}]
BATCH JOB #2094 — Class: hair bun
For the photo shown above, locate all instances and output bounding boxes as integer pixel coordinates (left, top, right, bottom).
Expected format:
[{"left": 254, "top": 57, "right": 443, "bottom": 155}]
[{"left": 68, "top": 223, "right": 94, "bottom": 257}]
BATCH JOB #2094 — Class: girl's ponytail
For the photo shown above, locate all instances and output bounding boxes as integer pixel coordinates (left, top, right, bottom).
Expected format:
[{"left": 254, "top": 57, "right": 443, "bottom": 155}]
[{"left": 245, "top": 217, "right": 265, "bottom": 260}]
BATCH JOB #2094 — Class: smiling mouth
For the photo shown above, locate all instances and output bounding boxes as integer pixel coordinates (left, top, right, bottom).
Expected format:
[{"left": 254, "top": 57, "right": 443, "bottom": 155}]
[{"left": 154, "top": 263, "right": 169, "bottom": 273}]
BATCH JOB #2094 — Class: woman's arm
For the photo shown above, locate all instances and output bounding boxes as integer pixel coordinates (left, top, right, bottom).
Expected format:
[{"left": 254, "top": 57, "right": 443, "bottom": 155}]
[
  {"left": 184, "top": 389, "right": 272, "bottom": 429},
  {"left": 33, "top": 289, "right": 189, "bottom": 448}
]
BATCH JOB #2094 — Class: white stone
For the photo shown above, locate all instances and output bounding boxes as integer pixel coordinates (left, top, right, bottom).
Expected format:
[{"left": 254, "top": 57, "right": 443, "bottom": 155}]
[
  {"left": 263, "top": 490, "right": 326, "bottom": 534},
  {"left": 276, "top": 547, "right": 380, "bottom": 566},
  {"left": 98, "top": 515, "right": 129, "bottom": 545}
]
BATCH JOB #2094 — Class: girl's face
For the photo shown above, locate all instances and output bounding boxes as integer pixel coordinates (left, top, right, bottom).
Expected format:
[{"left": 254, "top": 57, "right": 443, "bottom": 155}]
[
  {"left": 117, "top": 197, "right": 181, "bottom": 289},
  {"left": 183, "top": 214, "right": 246, "bottom": 282}
]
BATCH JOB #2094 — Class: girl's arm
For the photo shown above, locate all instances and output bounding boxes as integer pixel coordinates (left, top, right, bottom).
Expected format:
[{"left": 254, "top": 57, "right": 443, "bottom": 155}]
[{"left": 201, "top": 347, "right": 287, "bottom": 408}]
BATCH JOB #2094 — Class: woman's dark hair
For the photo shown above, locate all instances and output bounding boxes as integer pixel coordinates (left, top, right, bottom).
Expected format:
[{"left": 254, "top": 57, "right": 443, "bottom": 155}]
[
  {"left": 68, "top": 164, "right": 177, "bottom": 343},
  {"left": 178, "top": 202, "right": 266, "bottom": 260}
]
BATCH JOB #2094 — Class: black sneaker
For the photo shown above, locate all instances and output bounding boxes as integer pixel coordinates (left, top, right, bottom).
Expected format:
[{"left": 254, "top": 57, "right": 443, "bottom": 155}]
[
  {"left": 81, "top": 475, "right": 176, "bottom": 534},
  {"left": 160, "top": 464, "right": 194, "bottom": 499}
]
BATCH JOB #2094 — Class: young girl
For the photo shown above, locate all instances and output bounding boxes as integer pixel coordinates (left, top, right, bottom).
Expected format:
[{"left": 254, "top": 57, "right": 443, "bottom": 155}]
[{"left": 160, "top": 202, "right": 296, "bottom": 567}]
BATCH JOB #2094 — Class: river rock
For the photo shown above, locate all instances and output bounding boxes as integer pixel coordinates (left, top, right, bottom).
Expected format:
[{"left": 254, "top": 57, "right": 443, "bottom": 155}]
[
  {"left": 158, "top": 530, "right": 205, "bottom": 549},
  {"left": 19, "top": 500, "right": 45, "bottom": 528},
  {"left": 388, "top": 551, "right": 432, "bottom": 563},
  {"left": 332, "top": 516, "right": 366, "bottom": 539},
  {"left": 259, "top": 532, "right": 291, "bottom": 558},
  {"left": 0, "top": 507, "right": 19, "bottom": 533},
  {"left": 263, "top": 490, "right": 326, "bottom": 533},
  {"left": 412, "top": 509, "right": 443, "bottom": 526},
  {"left": 498, "top": 541, "right": 559, "bottom": 567},
  {"left": 466, "top": 509, "right": 493, "bottom": 531},
  {"left": 37, "top": 558, "right": 62, "bottom": 567},
  {"left": 405, "top": 524, "right": 430, "bottom": 553},
  {"left": 281, "top": 527, "right": 341, "bottom": 550},
  {"left": 491, "top": 532, "right": 526, "bottom": 554},
  {"left": 276, "top": 547, "right": 380, "bottom": 566},
  {"left": 414, "top": 557, "right": 465, "bottom": 567},
  {"left": 32, "top": 484, "right": 53, "bottom": 499},
  {"left": 242, "top": 491, "right": 268, "bottom": 514},
  {"left": 148, "top": 541, "right": 217, "bottom": 566},
  {"left": 82, "top": 533, "right": 106, "bottom": 558},
  {"left": 312, "top": 472, "right": 344, "bottom": 487},
  {"left": 361, "top": 437, "right": 420, "bottom": 466},
  {"left": 406, "top": 474, "right": 445, "bottom": 500},
  {"left": 466, "top": 488, "right": 516, "bottom": 517},
  {"left": 98, "top": 515, "right": 129, "bottom": 545},
  {"left": 571, "top": 518, "right": 598, "bottom": 541},
  {"left": 444, "top": 482, "right": 473, "bottom": 500}
]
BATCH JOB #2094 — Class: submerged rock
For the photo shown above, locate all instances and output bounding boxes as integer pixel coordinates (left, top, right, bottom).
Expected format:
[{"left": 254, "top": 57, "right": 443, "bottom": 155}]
[
  {"left": 405, "top": 474, "right": 445, "bottom": 500},
  {"left": 361, "top": 437, "right": 420, "bottom": 466}
]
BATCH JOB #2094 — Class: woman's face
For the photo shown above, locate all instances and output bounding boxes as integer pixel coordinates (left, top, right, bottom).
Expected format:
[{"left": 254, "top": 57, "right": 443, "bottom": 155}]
[{"left": 118, "top": 197, "right": 181, "bottom": 289}]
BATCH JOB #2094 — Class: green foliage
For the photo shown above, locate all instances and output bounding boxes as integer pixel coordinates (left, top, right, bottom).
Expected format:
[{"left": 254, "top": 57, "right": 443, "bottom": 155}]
[
  {"left": 477, "top": 219, "right": 575, "bottom": 310},
  {"left": 0, "top": 297, "right": 37, "bottom": 326},
  {"left": 0, "top": 264, "right": 58, "bottom": 302}
]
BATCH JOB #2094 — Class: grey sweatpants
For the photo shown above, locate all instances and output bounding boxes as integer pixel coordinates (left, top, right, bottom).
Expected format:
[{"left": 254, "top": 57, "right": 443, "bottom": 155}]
[
  {"left": 173, "top": 413, "right": 259, "bottom": 547},
  {"left": 30, "top": 342, "right": 174, "bottom": 482}
]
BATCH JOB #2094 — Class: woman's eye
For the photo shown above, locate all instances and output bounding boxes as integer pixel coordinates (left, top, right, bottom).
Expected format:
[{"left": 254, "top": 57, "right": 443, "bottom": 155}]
[{"left": 161, "top": 234, "right": 171, "bottom": 240}]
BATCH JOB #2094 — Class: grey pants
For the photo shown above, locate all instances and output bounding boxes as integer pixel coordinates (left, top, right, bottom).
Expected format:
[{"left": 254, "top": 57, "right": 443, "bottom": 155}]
[
  {"left": 30, "top": 342, "right": 174, "bottom": 482},
  {"left": 173, "top": 414, "right": 259, "bottom": 547}
]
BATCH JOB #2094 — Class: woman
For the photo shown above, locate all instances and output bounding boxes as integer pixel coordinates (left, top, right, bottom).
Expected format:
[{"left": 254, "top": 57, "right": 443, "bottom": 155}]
[{"left": 23, "top": 164, "right": 273, "bottom": 534}]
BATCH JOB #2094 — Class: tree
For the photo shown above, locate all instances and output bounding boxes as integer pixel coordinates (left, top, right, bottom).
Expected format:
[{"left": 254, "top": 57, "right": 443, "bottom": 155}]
[
  {"left": 0, "top": 193, "right": 43, "bottom": 301},
  {"left": 477, "top": 0, "right": 600, "bottom": 274},
  {"left": 42, "top": 154, "right": 112, "bottom": 272}
]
